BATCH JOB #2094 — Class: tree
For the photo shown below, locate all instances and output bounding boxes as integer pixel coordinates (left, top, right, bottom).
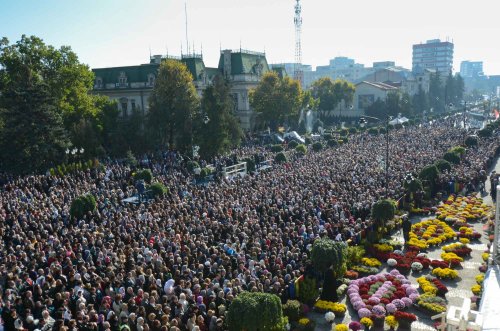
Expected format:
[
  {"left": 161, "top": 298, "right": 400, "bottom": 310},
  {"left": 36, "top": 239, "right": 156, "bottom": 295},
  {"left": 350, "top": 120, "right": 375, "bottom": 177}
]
[
  {"left": 195, "top": 76, "right": 243, "bottom": 159},
  {"left": 249, "top": 71, "right": 302, "bottom": 130},
  {"left": 365, "top": 98, "right": 387, "bottom": 120},
  {"left": 428, "top": 72, "right": 445, "bottom": 113},
  {"left": 412, "top": 85, "right": 428, "bottom": 115},
  {"left": 310, "top": 77, "right": 355, "bottom": 120},
  {"left": 371, "top": 199, "right": 396, "bottom": 225},
  {"left": 0, "top": 81, "right": 69, "bottom": 173},
  {"left": 70, "top": 194, "right": 97, "bottom": 220},
  {"left": 227, "top": 292, "right": 286, "bottom": 331},
  {"left": 147, "top": 60, "right": 199, "bottom": 153},
  {"left": 311, "top": 239, "right": 347, "bottom": 301},
  {"left": 419, "top": 164, "right": 439, "bottom": 184}
]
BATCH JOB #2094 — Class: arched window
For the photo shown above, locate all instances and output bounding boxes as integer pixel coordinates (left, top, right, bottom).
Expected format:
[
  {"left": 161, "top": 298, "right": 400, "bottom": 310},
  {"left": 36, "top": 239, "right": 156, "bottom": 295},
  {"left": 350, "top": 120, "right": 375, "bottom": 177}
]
[
  {"left": 95, "top": 77, "right": 103, "bottom": 88},
  {"left": 118, "top": 72, "right": 127, "bottom": 87},
  {"left": 148, "top": 74, "right": 155, "bottom": 86},
  {"left": 120, "top": 97, "right": 128, "bottom": 117}
]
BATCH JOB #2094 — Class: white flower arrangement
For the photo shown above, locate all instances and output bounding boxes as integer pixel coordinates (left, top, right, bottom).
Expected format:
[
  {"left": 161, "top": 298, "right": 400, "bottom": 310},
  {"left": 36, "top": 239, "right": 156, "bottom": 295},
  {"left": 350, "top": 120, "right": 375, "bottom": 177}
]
[
  {"left": 387, "top": 258, "right": 398, "bottom": 267},
  {"left": 325, "top": 311, "right": 336, "bottom": 323},
  {"left": 411, "top": 261, "right": 423, "bottom": 271}
]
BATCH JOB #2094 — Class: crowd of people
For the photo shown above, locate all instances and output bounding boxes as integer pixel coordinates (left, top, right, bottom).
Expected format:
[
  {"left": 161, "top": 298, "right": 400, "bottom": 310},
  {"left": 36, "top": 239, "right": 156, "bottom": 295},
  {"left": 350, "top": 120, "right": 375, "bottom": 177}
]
[{"left": 0, "top": 116, "right": 498, "bottom": 331}]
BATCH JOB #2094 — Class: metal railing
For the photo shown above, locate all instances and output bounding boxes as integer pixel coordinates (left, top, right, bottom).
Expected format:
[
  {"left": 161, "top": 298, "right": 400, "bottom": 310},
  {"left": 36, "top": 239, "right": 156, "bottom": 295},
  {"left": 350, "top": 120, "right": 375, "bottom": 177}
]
[{"left": 222, "top": 162, "right": 247, "bottom": 178}]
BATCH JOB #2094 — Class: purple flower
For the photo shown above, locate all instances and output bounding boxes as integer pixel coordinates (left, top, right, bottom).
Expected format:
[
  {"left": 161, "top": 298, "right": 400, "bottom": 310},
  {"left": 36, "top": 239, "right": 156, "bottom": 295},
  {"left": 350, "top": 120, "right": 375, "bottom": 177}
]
[
  {"left": 386, "top": 303, "right": 397, "bottom": 313},
  {"left": 390, "top": 269, "right": 401, "bottom": 276},
  {"left": 409, "top": 293, "right": 420, "bottom": 303},
  {"left": 353, "top": 301, "right": 366, "bottom": 310},
  {"left": 358, "top": 308, "right": 371, "bottom": 318},
  {"left": 370, "top": 297, "right": 381, "bottom": 305},
  {"left": 402, "top": 297, "right": 413, "bottom": 307},
  {"left": 372, "top": 305, "right": 386, "bottom": 316},
  {"left": 349, "top": 321, "right": 362, "bottom": 331},
  {"left": 406, "top": 287, "right": 418, "bottom": 296},
  {"left": 392, "top": 299, "right": 405, "bottom": 309}
]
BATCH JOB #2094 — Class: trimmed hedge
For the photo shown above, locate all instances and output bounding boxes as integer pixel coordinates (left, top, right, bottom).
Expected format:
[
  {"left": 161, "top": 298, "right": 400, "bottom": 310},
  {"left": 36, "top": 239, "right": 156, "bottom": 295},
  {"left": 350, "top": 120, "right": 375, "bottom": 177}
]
[
  {"left": 295, "top": 144, "right": 307, "bottom": 154},
  {"left": 187, "top": 161, "right": 200, "bottom": 172},
  {"left": 134, "top": 169, "right": 153, "bottom": 183},
  {"left": 271, "top": 144, "right": 284, "bottom": 153},
  {"left": 312, "top": 142, "right": 323, "bottom": 151},
  {"left": 288, "top": 140, "right": 299, "bottom": 149},
  {"left": 327, "top": 139, "right": 338, "bottom": 147},
  {"left": 227, "top": 292, "right": 286, "bottom": 331},
  {"left": 244, "top": 158, "right": 256, "bottom": 172},
  {"left": 70, "top": 194, "right": 97, "bottom": 219},
  {"left": 150, "top": 182, "right": 168, "bottom": 198},
  {"left": 275, "top": 152, "right": 287, "bottom": 163},
  {"left": 434, "top": 159, "right": 452, "bottom": 172},
  {"left": 368, "top": 127, "right": 379, "bottom": 135},
  {"left": 465, "top": 136, "right": 478, "bottom": 147},
  {"left": 443, "top": 151, "right": 460, "bottom": 164}
]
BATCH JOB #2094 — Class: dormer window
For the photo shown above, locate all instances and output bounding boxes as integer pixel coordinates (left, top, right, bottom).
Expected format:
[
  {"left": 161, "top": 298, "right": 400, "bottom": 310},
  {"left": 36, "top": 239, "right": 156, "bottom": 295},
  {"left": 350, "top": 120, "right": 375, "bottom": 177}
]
[
  {"left": 148, "top": 74, "right": 155, "bottom": 86},
  {"left": 118, "top": 72, "right": 127, "bottom": 87},
  {"left": 95, "top": 77, "right": 103, "bottom": 88}
]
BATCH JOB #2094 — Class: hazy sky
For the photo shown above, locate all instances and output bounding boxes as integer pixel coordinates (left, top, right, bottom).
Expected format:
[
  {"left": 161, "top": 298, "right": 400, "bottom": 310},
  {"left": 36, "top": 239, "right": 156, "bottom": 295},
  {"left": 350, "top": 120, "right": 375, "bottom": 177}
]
[{"left": 2, "top": 0, "right": 500, "bottom": 74}]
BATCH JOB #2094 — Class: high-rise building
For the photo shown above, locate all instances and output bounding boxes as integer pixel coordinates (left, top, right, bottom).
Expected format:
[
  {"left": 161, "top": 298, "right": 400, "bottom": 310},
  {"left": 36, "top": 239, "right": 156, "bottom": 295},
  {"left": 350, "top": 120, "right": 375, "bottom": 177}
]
[
  {"left": 412, "top": 39, "right": 454, "bottom": 75},
  {"left": 460, "top": 61, "right": 483, "bottom": 78}
]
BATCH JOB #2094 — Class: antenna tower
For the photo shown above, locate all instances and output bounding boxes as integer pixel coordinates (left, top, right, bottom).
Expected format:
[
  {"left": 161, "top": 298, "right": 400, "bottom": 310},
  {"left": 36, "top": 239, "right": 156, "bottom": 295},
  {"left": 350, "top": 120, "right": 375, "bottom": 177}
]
[
  {"left": 293, "top": 0, "right": 303, "bottom": 85},
  {"left": 185, "top": 2, "right": 189, "bottom": 55}
]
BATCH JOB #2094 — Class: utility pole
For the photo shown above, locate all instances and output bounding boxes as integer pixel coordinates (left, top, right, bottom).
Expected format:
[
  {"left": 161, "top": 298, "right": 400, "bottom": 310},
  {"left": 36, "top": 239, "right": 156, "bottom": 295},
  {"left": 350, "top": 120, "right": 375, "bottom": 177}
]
[{"left": 293, "top": 0, "right": 303, "bottom": 86}]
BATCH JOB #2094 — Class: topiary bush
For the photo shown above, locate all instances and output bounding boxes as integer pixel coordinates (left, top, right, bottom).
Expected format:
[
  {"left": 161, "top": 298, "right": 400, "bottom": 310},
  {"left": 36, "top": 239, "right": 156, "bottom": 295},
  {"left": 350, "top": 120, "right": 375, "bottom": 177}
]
[
  {"left": 282, "top": 300, "right": 301, "bottom": 322},
  {"left": 70, "top": 194, "right": 97, "bottom": 219},
  {"left": 288, "top": 140, "right": 299, "bottom": 149},
  {"left": 275, "top": 152, "right": 287, "bottom": 163},
  {"left": 394, "top": 123, "right": 403, "bottom": 130},
  {"left": 298, "top": 276, "right": 319, "bottom": 305},
  {"left": 340, "top": 128, "right": 349, "bottom": 137},
  {"left": 295, "top": 144, "right": 307, "bottom": 154},
  {"left": 199, "top": 167, "right": 212, "bottom": 178},
  {"left": 244, "top": 158, "right": 256, "bottom": 172},
  {"left": 134, "top": 169, "right": 153, "bottom": 183},
  {"left": 227, "top": 292, "right": 286, "bottom": 331},
  {"left": 478, "top": 127, "right": 493, "bottom": 137},
  {"left": 125, "top": 150, "right": 138, "bottom": 167},
  {"left": 379, "top": 127, "right": 387, "bottom": 134},
  {"left": 349, "top": 127, "right": 357, "bottom": 134},
  {"left": 435, "top": 159, "right": 452, "bottom": 172},
  {"left": 368, "top": 127, "right": 379, "bottom": 135},
  {"left": 465, "top": 135, "right": 478, "bottom": 147},
  {"left": 327, "top": 139, "right": 338, "bottom": 147},
  {"left": 371, "top": 199, "right": 396, "bottom": 225},
  {"left": 271, "top": 144, "right": 284, "bottom": 153},
  {"left": 449, "top": 146, "right": 466, "bottom": 155},
  {"left": 312, "top": 142, "right": 323, "bottom": 151},
  {"left": 311, "top": 239, "right": 348, "bottom": 277},
  {"left": 187, "top": 161, "right": 200, "bottom": 172},
  {"left": 419, "top": 164, "right": 439, "bottom": 182},
  {"left": 149, "top": 182, "right": 168, "bottom": 198},
  {"left": 443, "top": 151, "right": 460, "bottom": 164}
]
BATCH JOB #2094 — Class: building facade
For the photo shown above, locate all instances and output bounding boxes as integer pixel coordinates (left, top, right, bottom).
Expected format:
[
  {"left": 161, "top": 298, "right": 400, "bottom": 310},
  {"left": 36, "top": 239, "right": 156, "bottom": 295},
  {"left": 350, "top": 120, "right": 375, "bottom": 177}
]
[
  {"left": 412, "top": 39, "right": 454, "bottom": 75},
  {"left": 460, "top": 61, "right": 483, "bottom": 78},
  {"left": 92, "top": 49, "right": 270, "bottom": 130}
]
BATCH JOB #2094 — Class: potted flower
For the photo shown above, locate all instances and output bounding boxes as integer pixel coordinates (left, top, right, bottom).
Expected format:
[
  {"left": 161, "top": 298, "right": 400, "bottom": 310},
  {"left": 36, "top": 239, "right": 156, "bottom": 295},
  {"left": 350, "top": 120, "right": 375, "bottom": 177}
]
[
  {"left": 411, "top": 262, "right": 423, "bottom": 273},
  {"left": 325, "top": 312, "right": 336, "bottom": 324},
  {"left": 349, "top": 321, "right": 362, "bottom": 331},
  {"left": 387, "top": 258, "right": 397, "bottom": 267},
  {"left": 394, "top": 311, "right": 417, "bottom": 329},
  {"left": 385, "top": 315, "right": 398, "bottom": 330},
  {"left": 335, "top": 323, "right": 348, "bottom": 331},
  {"left": 360, "top": 317, "right": 373, "bottom": 331}
]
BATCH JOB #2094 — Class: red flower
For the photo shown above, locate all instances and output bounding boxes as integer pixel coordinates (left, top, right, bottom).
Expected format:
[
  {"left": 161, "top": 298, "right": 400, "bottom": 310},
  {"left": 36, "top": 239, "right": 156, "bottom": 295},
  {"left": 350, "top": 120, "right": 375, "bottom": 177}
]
[{"left": 394, "top": 311, "right": 417, "bottom": 322}]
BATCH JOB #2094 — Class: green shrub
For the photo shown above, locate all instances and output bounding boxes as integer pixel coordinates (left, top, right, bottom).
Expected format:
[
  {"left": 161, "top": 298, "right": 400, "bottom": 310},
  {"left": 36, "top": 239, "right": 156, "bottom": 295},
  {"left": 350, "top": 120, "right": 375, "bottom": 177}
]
[
  {"left": 435, "top": 159, "right": 452, "bottom": 172},
  {"left": 70, "top": 194, "right": 97, "bottom": 219},
  {"left": 404, "top": 178, "right": 423, "bottom": 192},
  {"left": 478, "top": 127, "right": 493, "bottom": 137},
  {"left": 298, "top": 276, "right": 319, "bottom": 305},
  {"left": 449, "top": 146, "right": 466, "bottom": 155},
  {"left": 288, "top": 140, "right": 299, "bottom": 149},
  {"left": 244, "top": 158, "right": 256, "bottom": 172},
  {"left": 282, "top": 300, "right": 301, "bottom": 322},
  {"left": 295, "top": 144, "right": 307, "bottom": 154},
  {"left": 125, "top": 150, "right": 138, "bottom": 167},
  {"left": 346, "top": 246, "right": 366, "bottom": 269},
  {"left": 304, "top": 137, "right": 312, "bottom": 145},
  {"left": 394, "top": 123, "right": 403, "bottom": 130},
  {"left": 465, "top": 135, "right": 478, "bottom": 147},
  {"left": 419, "top": 164, "right": 439, "bottom": 182},
  {"left": 271, "top": 144, "right": 284, "bottom": 153},
  {"left": 149, "top": 182, "right": 168, "bottom": 198},
  {"left": 327, "top": 139, "right": 338, "bottom": 147},
  {"left": 311, "top": 239, "right": 347, "bottom": 276},
  {"left": 227, "top": 292, "right": 285, "bottom": 331},
  {"left": 275, "top": 152, "right": 287, "bottom": 163},
  {"left": 379, "top": 127, "right": 387, "bottom": 134},
  {"left": 199, "top": 167, "right": 212, "bottom": 178},
  {"left": 187, "top": 161, "right": 200, "bottom": 172},
  {"left": 312, "top": 142, "right": 323, "bottom": 151},
  {"left": 443, "top": 151, "right": 460, "bottom": 164},
  {"left": 371, "top": 199, "right": 396, "bottom": 223},
  {"left": 134, "top": 169, "right": 153, "bottom": 183},
  {"left": 349, "top": 127, "right": 357, "bottom": 134},
  {"left": 340, "top": 128, "right": 349, "bottom": 137},
  {"left": 368, "top": 127, "right": 379, "bottom": 135}
]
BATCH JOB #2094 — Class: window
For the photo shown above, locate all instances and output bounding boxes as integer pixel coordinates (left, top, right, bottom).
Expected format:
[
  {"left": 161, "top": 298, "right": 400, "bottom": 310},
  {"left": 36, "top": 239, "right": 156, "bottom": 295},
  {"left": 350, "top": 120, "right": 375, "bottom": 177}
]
[
  {"left": 148, "top": 74, "right": 155, "bottom": 86},
  {"left": 131, "top": 100, "right": 136, "bottom": 111},
  {"left": 120, "top": 98, "right": 128, "bottom": 117},
  {"left": 118, "top": 72, "right": 127, "bottom": 87},
  {"left": 95, "top": 77, "right": 102, "bottom": 88}
]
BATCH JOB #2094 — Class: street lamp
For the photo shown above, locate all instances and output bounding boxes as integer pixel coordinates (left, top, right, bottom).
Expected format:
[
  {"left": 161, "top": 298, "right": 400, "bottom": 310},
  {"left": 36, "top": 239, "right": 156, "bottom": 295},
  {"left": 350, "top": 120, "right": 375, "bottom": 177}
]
[{"left": 359, "top": 114, "right": 393, "bottom": 198}]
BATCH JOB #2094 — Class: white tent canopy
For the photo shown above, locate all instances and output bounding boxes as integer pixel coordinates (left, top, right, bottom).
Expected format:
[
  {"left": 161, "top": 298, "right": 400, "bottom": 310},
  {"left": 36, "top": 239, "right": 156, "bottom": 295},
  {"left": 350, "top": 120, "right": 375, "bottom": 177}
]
[{"left": 389, "top": 117, "right": 409, "bottom": 125}]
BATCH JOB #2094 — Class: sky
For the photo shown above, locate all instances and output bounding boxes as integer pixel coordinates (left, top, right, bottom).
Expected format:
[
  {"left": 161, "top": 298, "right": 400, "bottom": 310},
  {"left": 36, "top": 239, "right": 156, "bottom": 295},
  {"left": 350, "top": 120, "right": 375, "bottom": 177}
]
[{"left": 1, "top": 0, "right": 500, "bottom": 74}]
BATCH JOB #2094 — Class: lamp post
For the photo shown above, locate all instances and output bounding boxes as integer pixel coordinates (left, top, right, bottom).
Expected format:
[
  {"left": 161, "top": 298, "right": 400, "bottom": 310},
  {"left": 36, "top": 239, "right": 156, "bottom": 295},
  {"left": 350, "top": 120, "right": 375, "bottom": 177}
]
[{"left": 359, "top": 114, "right": 393, "bottom": 198}]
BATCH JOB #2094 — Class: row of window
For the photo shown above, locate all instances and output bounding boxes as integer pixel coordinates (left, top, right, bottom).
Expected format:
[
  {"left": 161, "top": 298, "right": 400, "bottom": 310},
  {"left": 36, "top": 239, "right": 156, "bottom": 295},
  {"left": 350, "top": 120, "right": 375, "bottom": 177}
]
[{"left": 94, "top": 73, "right": 156, "bottom": 89}]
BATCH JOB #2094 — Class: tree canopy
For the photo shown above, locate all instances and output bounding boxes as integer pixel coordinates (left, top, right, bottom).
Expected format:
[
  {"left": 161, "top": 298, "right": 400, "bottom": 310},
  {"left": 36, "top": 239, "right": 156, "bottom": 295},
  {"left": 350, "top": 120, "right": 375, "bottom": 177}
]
[
  {"left": 249, "top": 71, "right": 303, "bottom": 130},
  {"left": 310, "top": 77, "right": 355, "bottom": 112},
  {"left": 147, "top": 59, "right": 200, "bottom": 153}
]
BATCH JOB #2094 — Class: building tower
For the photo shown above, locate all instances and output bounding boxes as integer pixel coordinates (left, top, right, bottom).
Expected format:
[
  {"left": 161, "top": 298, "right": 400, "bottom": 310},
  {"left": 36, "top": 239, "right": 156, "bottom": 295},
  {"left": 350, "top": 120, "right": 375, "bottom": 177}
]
[{"left": 293, "top": 0, "right": 303, "bottom": 85}]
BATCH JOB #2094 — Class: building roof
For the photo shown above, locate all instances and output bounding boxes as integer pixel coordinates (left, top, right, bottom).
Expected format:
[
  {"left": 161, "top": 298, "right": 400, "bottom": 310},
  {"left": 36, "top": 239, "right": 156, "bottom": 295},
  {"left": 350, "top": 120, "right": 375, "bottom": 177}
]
[
  {"left": 218, "top": 50, "right": 270, "bottom": 75},
  {"left": 356, "top": 81, "right": 399, "bottom": 91},
  {"left": 93, "top": 64, "right": 159, "bottom": 86}
]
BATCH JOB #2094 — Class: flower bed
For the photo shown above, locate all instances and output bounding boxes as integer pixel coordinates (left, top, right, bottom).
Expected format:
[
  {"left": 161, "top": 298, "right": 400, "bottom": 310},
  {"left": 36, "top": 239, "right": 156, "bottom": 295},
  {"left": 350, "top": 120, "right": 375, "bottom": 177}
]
[
  {"left": 416, "top": 293, "right": 447, "bottom": 315},
  {"left": 347, "top": 270, "right": 417, "bottom": 318},
  {"left": 456, "top": 226, "right": 482, "bottom": 240},
  {"left": 416, "top": 276, "right": 448, "bottom": 296},
  {"left": 409, "top": 219, "right": 456, "bottom": 250},
  {"left": 442, "top": 243, "right": 472, "bottom": 258},
  {"left": 441, "top": 252, "right": 463, "bottom": 267},
  {"left": 386, "top": 251, "right": 430, "bottom": 274},
  {"left": 352, "top": 265, "right": 379, "bottom": 275},
  {"left": 437, "top": 195, "right": 490, "bottom": 223},
  {"left": 432, "top": 267, "right": 459, "bottom": 280},
  {"left": 314, "top": 300, "right": 347, "bottom": 315}
]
